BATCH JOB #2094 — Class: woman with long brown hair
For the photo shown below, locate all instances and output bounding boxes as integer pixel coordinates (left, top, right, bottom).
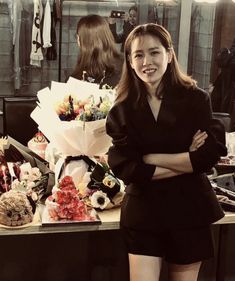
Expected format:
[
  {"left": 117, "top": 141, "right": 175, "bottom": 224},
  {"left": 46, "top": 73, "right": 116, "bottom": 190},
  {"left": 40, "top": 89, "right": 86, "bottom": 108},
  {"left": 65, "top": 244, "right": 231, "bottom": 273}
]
[
  {"left": 106, "top": 23, "right": 227, "bottom": 281},
  {"left": 71, "top": 14, "right": 122, "bottom": 88}
]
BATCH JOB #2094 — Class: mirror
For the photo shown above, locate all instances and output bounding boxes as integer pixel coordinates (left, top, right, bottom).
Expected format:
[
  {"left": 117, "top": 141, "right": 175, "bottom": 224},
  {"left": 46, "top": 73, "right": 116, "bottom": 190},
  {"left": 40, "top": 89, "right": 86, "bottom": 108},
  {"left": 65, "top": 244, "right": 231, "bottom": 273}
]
[{"left": 0, "top": 0, "right": 234, "bottom": 95}]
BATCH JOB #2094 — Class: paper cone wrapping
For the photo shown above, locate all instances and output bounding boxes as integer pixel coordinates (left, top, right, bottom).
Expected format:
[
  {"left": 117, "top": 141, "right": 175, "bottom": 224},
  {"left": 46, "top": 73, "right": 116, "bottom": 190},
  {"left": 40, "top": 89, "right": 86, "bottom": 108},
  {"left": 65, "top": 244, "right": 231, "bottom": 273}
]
[{"left": 31, "top": 77, "right": 116, "bottom": 184}]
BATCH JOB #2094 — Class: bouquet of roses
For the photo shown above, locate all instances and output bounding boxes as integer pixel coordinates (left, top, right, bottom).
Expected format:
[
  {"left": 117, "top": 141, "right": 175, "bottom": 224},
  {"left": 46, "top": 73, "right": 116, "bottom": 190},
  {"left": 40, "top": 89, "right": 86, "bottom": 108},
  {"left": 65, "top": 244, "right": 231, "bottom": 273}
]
[
  {"left": 45, "top": 176, "right": 98, "bottom": 222},
  {"left": 0, "top": 137, "right": 53, "bottom": 226}
]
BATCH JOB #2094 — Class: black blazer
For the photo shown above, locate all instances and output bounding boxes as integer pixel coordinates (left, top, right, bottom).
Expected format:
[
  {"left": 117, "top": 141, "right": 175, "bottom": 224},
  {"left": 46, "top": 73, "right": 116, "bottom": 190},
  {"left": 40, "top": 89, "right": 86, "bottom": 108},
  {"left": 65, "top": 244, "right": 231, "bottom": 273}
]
[{"left": 106, "top": 85, "right": 226, "bottom": 231}]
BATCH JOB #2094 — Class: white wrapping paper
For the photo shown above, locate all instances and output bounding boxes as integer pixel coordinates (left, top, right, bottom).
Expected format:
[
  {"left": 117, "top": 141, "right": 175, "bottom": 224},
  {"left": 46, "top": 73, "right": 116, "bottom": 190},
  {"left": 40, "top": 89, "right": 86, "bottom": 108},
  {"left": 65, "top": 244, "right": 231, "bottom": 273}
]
[{"left": 30, "top": 77, "right": 116, "bottom": 184}]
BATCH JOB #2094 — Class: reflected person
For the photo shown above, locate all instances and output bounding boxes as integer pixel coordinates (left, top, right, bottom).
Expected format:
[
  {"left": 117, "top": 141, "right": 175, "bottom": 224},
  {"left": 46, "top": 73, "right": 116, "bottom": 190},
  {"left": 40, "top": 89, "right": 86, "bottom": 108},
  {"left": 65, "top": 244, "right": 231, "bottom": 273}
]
[
  {"left": 109, "top": 5, "right": 138, "bottom": 52},
  {"left": 71, "top": 14, "right": 123, "bottom": 88}
]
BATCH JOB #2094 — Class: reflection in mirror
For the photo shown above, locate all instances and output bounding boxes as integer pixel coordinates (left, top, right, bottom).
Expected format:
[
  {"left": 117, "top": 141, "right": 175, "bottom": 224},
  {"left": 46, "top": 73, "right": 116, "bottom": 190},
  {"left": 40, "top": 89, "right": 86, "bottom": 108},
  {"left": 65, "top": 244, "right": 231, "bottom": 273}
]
[
  {"left": 0, "top": 0, "right": 234, "bottom": 97},
  {"left": 151, "top": 1, "right": 181, "bottom": 57},
  {"left": 188, "top": 1, "right": 216, "bottom": 89},
  {"left": 60, "top": 0, "right": 137, "bottom": 82}
]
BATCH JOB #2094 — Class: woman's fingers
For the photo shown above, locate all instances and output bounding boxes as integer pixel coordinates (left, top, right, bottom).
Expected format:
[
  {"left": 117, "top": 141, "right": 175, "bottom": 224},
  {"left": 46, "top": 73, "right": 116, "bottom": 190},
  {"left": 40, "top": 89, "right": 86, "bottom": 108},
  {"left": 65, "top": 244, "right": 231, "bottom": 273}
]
[
  {"left": 193, "top": 130, "right": 207, "bottom": 140},
  {"left": 194, "top": 132, "right": 207, "bottom": 143},
  {"left": 190, "top": 130, "right": 208, "bottom": 151}
]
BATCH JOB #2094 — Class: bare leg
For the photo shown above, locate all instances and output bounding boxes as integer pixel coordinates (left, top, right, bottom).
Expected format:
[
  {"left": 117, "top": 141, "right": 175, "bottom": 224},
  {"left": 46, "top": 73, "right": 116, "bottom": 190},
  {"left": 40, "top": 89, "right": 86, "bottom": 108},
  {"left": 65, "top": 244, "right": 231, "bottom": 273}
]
[
  {"left": 129, "top": 253, "right": 162, "bottom": 281},
  {"left": 168, "top": 261, "right": 202, "bottom": 281}
]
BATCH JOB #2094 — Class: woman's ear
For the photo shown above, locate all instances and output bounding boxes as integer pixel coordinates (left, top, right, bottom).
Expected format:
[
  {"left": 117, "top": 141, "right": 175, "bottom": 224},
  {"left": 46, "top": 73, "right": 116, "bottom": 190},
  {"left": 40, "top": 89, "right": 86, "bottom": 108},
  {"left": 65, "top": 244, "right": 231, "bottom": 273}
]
[
  {"left": 168, "top": 50, "right": 173, "bottom": 63},
  {"left": 128, "top": 55, "right": 134, "bottom": 69},
  {"left": 77, "top": 35, "right": 80, "bottom": 47}
]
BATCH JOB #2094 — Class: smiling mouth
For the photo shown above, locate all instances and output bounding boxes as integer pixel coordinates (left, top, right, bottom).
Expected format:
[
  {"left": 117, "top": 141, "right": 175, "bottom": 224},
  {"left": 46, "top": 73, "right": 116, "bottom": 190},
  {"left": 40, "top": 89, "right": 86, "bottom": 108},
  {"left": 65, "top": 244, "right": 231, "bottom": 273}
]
[{"left": 143, "top": 68, "right": 156, "bottom": 74}]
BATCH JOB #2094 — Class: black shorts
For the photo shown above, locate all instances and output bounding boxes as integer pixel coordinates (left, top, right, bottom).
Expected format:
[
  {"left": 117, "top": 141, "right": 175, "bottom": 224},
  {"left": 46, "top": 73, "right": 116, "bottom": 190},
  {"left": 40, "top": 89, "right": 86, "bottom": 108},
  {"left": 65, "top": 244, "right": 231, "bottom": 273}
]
[{"left": 121, "top": 225, "right": 214, "bottom": 265}]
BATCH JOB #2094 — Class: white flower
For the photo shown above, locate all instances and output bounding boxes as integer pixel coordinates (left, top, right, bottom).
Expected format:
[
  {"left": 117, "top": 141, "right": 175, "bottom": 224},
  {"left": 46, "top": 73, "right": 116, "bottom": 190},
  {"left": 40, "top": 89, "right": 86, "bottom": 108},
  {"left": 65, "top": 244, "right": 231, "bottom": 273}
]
[
  {"left": 11, "top": 179, "right": 28, "bottom": 194},
  {"left": 102, "top": 175, "right": 116, "bottom": 188},
  {"left": 19, "top": 162, "right": 32, "bottom": 181},
  {"left": 11, "top": 179, "right": 21, "bottom": 190},
  {"left": 27, "top": 181, "right": 36, "bottom": 190},
  {"left": 30, "top": 167, "right": 42, "bottom": 181},
  {"left": 90, "top": 190, "right": 110, "bottom": 209},
  {"left": 19, "top": 163, "right": 41, "bottom": 182}
]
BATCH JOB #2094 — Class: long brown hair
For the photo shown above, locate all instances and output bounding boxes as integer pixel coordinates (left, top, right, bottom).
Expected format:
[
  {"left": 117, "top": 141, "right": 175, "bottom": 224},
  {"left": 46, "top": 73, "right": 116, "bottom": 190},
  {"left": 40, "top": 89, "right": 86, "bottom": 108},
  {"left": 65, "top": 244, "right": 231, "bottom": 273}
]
[
  {"left": 71, "top": 15, "right": 121, "bottom": 82},
  {"left": 116, "top": 23, "right": 197, "bottom": 103}
]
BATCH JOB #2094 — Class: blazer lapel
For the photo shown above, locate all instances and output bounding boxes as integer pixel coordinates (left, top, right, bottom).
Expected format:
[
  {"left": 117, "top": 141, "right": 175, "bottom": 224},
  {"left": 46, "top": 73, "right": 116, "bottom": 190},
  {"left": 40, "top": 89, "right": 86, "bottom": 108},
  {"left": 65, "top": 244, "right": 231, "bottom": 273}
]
[{"left": 129, "top": 91, "right": 177, "bottom": 140}]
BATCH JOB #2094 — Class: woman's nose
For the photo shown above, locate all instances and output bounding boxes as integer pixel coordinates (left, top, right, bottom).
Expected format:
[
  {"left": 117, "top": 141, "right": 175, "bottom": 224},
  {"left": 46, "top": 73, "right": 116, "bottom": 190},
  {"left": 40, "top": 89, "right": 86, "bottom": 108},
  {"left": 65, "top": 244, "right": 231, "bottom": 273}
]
[{"left": 143, "top": 54, "right": 151, "bottom": 65}]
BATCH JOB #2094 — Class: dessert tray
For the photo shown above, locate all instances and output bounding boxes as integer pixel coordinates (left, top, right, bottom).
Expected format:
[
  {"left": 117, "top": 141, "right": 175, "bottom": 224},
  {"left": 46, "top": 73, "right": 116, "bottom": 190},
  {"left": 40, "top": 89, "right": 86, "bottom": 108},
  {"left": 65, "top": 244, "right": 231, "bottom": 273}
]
[
  {"left": 39, "top": 204, "right": 101, "bottom": 227},
  {"left": 217, "top": 156, "right": 235, "bottom": 166}
]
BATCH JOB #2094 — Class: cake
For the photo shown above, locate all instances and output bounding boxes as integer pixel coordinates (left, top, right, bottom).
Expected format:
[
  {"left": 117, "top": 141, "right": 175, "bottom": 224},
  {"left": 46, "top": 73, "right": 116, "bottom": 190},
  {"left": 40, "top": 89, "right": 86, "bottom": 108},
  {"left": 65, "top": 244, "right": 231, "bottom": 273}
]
[
  {"left": 0, "top": 190, "right": 34, "bottom": 226},
  {"left": 28, "top": 132, "right": 48, "bottom": 159}
]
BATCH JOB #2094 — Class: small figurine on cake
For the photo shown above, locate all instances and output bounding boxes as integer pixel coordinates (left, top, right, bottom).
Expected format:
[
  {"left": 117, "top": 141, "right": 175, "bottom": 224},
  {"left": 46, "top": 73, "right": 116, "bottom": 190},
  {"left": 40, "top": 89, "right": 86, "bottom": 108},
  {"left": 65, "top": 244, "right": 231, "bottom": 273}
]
[{"left": 28, "top": 131, "right": 48, "bottom": 159}]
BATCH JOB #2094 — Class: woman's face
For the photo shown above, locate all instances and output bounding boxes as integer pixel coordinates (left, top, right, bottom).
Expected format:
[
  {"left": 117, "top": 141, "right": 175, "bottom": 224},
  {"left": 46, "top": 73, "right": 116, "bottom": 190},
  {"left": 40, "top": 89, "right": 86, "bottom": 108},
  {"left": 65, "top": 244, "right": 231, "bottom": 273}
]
[
  {"left": 129, "top": 34, "right": 172, "bottom": 94},
  {"left": 129, "top": 9, "right": 137, "bottom": 26}
]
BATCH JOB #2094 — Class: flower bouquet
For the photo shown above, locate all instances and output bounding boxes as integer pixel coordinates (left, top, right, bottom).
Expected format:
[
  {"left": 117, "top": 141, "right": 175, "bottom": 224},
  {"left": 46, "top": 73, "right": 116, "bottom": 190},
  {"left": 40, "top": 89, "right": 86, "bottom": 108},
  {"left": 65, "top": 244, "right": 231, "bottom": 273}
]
[
  {"left": 31, "top": 77, "right": 125, "bottom": 214},
  {"left": 0, "top": 137, "right": 53, "bottom": 227},
  {"left": 43, "top": 158, "right": 123, "bottom": 225},
  {"left": 42, "top": 175, "right": 101, "bottom": 225},
  {"left": 77, "top": 157, "right": 124, "bottom": 210},
  {"left": 31, "top": 77, "right": 114, "bottom": 158}
]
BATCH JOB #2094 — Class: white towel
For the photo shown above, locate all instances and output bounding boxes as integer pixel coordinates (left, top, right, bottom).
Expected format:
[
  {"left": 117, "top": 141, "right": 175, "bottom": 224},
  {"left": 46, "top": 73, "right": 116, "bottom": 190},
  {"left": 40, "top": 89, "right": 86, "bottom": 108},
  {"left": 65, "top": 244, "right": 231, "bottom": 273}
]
[{"left": 43, "top": 0, "right": 52, "bottom": 48}]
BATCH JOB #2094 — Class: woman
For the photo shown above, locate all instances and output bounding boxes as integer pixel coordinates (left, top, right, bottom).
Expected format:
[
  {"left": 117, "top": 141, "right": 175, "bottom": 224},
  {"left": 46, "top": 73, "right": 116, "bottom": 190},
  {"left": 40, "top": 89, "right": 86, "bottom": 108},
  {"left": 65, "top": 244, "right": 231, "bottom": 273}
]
[
  {"left": 70, "top": 14, "right": 123, "bottom": 88},
  {"left": 109, "top": 5, "right": 138, "bottom": 52},
  {"left": 106, "top": 24, "right": 227, "bottom": 281}
]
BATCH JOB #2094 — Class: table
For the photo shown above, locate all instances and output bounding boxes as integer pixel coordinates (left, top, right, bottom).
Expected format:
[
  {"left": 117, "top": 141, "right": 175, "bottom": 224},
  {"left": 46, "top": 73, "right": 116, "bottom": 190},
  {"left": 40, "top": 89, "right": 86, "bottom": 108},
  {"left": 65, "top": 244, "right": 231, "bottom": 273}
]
[
  {"left": 0, "top": 207, "right": 235, "bottom": 281},
  {"left": 0, "top": 207, "right": 121, "bottom": 236},
  {"left": 0, "top": 208, "right": 127, "bottom": 281},
  {"left": 1, "top": 206, "right": 235, "bottom": 236}
]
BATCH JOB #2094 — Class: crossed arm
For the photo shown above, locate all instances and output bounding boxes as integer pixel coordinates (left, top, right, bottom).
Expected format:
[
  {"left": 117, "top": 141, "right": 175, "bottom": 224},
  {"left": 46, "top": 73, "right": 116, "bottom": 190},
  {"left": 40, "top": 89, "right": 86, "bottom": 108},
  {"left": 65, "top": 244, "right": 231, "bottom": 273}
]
[{"left": 143, "top": 130, "right": 208, "bottom": 180}]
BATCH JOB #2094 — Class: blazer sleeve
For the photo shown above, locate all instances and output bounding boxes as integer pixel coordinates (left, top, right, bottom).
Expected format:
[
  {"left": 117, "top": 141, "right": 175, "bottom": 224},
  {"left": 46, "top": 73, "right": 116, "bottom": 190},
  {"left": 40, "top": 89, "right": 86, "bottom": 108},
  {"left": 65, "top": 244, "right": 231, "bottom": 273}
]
[
  {"left": 189, "top": 90, "right": 227, "bottom": 173},
  {"left": 106, "top": 104, "right": 156, "bottom": 185}
]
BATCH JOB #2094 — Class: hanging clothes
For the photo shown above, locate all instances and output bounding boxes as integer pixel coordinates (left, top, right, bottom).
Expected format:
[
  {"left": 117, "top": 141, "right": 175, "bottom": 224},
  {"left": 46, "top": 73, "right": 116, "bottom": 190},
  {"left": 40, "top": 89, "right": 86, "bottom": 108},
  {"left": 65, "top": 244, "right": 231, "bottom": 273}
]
[
  {"left": 19, "top": 6, "right": 33, "bottom": 87},
  {"left": 30, "top": 0, "right": 44, "bottom": 67},
  {"left": 42, "top": 0, "right": 52, "bottom": 48},
  {"left": 46, "top": 0, "right": 59, "bottom": 61},
  {"left": 55, "top": 0, "right": 61, "bottom": 20}
]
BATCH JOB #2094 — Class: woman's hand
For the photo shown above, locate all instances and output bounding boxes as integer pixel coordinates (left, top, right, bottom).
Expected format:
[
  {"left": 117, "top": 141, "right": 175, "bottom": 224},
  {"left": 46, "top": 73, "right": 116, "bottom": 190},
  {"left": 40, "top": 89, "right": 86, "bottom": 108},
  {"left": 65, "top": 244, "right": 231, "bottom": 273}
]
[
  {"left": 189, "top": 130, "right": 208, "bottom": 152},
  {"left": 108, "top": 16, "right": 116, "bottom": 24},
  {"left": 142, "top": 130, "right": 208, "bottom": 173}
]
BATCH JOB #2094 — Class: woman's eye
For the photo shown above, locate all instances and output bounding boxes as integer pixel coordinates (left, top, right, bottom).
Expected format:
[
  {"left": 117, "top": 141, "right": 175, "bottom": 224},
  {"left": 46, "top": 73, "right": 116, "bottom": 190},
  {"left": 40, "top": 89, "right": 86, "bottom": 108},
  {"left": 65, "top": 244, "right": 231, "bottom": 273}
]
[
  {"left": 151, "top": 51, "right": 159, "bottom": 56},
  {"left": 134, "top": 54, "right": 143, "bottom": 59}
]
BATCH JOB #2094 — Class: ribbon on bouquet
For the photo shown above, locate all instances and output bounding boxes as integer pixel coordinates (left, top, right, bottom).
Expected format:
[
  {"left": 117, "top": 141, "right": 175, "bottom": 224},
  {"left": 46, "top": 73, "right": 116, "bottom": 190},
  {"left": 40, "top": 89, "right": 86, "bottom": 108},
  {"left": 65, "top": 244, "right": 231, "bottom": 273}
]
[
  {"left": 57, "top": 155, "right": 96, "bottom": 180},
  {"left": 56, "top": 154, "right": 121, "bottom": 200}
]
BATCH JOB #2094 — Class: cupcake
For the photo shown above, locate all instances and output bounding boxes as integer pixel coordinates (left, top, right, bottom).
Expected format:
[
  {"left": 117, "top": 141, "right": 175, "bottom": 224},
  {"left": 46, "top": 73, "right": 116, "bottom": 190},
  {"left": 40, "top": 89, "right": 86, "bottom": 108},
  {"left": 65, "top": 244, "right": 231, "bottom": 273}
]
[{"left": 28, "top": 132, "right": 48, "bottom": 159}]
